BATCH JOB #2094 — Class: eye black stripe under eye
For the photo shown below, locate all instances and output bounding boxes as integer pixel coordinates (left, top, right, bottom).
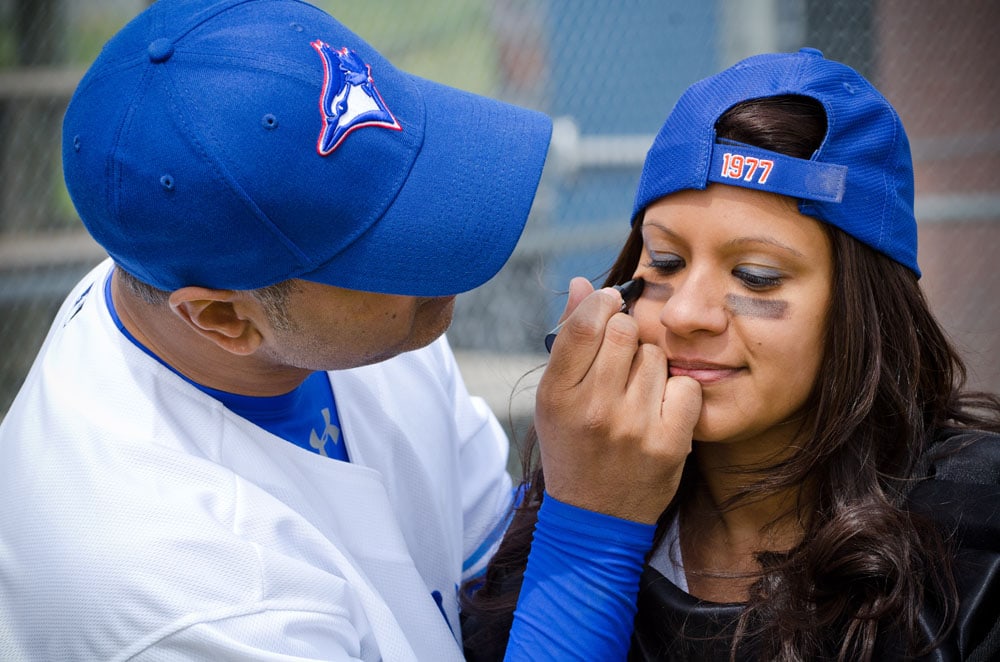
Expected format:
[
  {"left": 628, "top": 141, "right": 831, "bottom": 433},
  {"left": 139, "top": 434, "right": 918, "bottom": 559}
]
[{"left": 725, "top": 294, "right": 788, "bottom": 319}]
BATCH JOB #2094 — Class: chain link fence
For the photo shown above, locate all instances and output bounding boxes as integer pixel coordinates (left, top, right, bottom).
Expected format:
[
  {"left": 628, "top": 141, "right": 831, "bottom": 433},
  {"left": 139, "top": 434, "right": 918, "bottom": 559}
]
[{"left": 1, "top": 0, "right": 998, "bottom": 435}]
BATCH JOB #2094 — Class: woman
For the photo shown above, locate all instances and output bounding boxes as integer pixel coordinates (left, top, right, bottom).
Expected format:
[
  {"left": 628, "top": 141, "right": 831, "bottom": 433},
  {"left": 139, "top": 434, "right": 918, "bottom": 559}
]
[{"left": 463, "top": 49, "right": 1000, "bottom": 661}]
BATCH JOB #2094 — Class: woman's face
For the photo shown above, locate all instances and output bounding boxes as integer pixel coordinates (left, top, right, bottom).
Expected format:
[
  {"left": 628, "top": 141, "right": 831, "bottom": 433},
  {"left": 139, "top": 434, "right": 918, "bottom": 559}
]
[{"left": 631, "top": 184, "right": 833, "bottom": 449}]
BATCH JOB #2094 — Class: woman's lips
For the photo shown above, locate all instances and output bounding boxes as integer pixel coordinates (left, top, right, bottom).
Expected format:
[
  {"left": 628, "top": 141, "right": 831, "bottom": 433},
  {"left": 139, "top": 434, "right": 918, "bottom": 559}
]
[{"left": 667, "top": 360, "right": 742, "bottom": 384}]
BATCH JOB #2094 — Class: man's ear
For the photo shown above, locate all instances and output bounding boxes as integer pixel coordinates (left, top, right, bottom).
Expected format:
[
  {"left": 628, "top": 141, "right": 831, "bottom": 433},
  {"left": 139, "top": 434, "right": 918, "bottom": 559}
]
[{"left": 168, "top": 287, "right": 264, "bottom": 356}]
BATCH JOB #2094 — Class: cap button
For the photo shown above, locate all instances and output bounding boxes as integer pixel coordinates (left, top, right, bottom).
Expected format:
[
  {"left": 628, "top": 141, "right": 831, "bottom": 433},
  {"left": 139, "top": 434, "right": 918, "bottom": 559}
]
[
  {"left": 799, "top": 47, "right": 824, "bottom": 58},
  {"left": 148, "top": 38, "right": 175, "bottom": 63}
]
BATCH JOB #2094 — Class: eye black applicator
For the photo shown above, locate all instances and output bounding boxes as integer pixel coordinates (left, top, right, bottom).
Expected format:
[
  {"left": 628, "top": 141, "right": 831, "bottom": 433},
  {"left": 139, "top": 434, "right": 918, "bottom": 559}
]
[{"left": 544, "top": 278, "right": 645, "bottom": 353}]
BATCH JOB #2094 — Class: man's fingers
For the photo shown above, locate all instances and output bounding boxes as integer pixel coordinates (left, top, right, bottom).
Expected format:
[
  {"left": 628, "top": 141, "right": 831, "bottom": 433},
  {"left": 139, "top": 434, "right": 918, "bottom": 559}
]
[
  {"left": 584, "top": 312, "right": 642, "bottom": 392},
  {"left": 543, "top": 286, "right": 631, "bottom": 388},
  {"left": 626, "top": 342, "right": 668, "bottom": 407},
  {"left": 562, "top": 277, "right": 594, "bottom": 322},
  {"left": 662, "top": 375, "right": 703, "bottom": 440}
]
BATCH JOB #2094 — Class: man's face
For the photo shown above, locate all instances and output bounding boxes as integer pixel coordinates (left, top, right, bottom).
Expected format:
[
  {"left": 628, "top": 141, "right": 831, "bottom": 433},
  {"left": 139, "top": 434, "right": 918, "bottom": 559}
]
[{"left": 253, "top": 279, "right": 457, "bottom": 371}]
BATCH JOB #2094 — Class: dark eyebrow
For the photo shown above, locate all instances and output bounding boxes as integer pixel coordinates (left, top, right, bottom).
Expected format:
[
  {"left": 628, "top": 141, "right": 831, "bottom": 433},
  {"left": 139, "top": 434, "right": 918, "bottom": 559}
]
[
  {"left": 640, "top": 221, "right": 678, "bottom": 239},
  {"left": 721, "top": 236, "right": 805, "bottom": 258},
  {"left": 642, "top": 221, "right": 806, "bottom": 258}
]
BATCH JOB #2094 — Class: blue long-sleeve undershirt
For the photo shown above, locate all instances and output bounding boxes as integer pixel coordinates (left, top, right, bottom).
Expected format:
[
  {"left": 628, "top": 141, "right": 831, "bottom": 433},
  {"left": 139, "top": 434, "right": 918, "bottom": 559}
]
[{"left": 504, "top": 493, "right": 656, "bottom": 661}]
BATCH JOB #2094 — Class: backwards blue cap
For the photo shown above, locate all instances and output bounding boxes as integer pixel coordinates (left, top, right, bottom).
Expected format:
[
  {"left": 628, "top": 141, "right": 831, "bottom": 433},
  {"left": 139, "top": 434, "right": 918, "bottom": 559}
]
[
  {"left": 63, "top": 0, "right": 552, "bottom": 295},
  {"left": 633, "top": 48, "right": 919, "bottom": 276}
]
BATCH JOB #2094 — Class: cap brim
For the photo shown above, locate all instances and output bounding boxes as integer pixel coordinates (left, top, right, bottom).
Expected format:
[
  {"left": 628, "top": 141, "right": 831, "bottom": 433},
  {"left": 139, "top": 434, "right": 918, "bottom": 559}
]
[{"left": 301, "top": 75, "right": 552, "bottom": 297}]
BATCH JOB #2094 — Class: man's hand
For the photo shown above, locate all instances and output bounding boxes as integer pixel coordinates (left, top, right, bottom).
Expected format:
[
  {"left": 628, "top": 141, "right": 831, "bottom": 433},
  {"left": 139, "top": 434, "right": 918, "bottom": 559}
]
[{"left": 536, "top": 277, "right": 702, "bottom": 523}]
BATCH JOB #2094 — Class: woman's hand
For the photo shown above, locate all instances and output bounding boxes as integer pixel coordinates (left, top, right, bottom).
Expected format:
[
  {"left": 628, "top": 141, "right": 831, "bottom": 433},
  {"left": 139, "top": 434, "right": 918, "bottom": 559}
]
[{"left": 536, "top": 277, "right": 702, "bottom": 523}]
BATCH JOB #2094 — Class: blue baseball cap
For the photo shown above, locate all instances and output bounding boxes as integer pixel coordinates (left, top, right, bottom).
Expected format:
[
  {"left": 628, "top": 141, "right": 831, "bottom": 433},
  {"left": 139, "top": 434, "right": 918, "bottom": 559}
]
[
  {"left": 63, "top": 0, "right": 552, "bottom": 295},
  {"left": 633, "top": 47, "right": 919, "bottom": 276}
]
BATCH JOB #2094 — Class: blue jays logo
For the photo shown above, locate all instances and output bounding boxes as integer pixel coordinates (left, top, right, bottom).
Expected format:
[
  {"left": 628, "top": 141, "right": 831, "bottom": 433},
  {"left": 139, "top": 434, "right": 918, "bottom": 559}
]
[{"left": 311, "top": 41, "right": 401, "bottom": 155}]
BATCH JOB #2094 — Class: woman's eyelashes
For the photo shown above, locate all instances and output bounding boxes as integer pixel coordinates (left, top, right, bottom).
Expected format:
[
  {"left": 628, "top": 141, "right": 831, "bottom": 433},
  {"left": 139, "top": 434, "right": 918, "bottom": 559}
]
[
  {"left": 732, "top": 266, "right": 783, "bottom": 290},
  {"left": 646, "top": 250, "right": 785, "bottom": 291},
  {"left": 646, "top": 250, "right": 684, "bottom": 275}
]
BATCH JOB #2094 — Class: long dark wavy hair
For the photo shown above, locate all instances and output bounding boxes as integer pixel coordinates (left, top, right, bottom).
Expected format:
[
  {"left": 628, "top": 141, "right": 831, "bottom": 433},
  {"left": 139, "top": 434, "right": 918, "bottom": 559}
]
[{"left": 461, "top": 95, "right": 1000, "bottom": 661}]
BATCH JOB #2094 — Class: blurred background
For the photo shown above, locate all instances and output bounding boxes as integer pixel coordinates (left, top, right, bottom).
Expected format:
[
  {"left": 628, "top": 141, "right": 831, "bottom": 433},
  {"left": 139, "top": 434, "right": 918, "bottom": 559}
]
[{"left": 1, "top": 0, "right": 997, "bottom": 453}]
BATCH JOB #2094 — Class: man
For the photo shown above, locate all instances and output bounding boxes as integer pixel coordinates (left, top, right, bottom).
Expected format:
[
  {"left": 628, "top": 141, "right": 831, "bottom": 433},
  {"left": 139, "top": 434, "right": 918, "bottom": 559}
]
[
  {"left": 0, "top": 0, "right": 550, "bottom": 659},
  {"left": 1, "top": 1, "right": 703, "bottom": 659}
]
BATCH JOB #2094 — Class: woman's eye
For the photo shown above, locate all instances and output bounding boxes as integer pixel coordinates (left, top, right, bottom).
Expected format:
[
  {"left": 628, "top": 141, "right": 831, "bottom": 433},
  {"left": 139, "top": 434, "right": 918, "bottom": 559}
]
[
  {"left": 733, "top": 266, "right": 783, "bottom": 290},
  {"left": 646, "top": 251, "right": 684, "bottom": 274}
]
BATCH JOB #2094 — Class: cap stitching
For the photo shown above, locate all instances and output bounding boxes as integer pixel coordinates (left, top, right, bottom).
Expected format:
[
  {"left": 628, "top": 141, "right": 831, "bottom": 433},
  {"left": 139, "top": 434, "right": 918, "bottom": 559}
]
[
  {"left": 163, "top": 63, "right": 315, "bottom": 271},
  {"left": 107, "top": 63, "right": 155, "bottom": 249},
  {"left": 798, "top": 93, "right": 834, "bottom": 220},
  {"left": 875, "top": 97, "right": 901, "bottom": 252},
  {"left": 172, "top": 0, "right": 266, "bottom": 43}
]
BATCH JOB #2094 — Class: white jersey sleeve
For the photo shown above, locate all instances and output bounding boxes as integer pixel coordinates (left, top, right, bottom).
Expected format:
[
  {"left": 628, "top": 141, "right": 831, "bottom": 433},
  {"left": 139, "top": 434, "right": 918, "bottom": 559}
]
[{"left": 0, "top": 260, "right": 512, "bottom": 662}]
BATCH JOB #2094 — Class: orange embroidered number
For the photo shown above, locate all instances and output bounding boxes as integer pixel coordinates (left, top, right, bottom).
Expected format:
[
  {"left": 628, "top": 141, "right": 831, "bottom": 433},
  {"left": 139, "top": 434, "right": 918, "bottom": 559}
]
[{"left": 721, "top": 152, "right": 774, "bottom": 184}]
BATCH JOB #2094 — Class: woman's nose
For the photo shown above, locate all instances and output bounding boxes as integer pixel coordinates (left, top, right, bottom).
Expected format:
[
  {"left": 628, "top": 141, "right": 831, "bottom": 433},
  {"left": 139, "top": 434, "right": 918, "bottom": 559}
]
[{"left": 658, "top": 271, "right": 728, "bottom": 337}]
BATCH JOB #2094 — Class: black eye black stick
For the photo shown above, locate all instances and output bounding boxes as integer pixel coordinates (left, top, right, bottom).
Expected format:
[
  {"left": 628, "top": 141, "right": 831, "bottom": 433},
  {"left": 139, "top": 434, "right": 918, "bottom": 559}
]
[{"left": 544, "top": 278, "right": 645, "bottom": 353}]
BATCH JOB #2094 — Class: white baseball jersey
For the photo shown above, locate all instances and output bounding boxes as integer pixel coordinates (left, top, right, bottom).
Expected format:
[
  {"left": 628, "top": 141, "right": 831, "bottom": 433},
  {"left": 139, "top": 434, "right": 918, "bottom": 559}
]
[{"left": 0, "top": 260, "right": 513, "bottom": 661}]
